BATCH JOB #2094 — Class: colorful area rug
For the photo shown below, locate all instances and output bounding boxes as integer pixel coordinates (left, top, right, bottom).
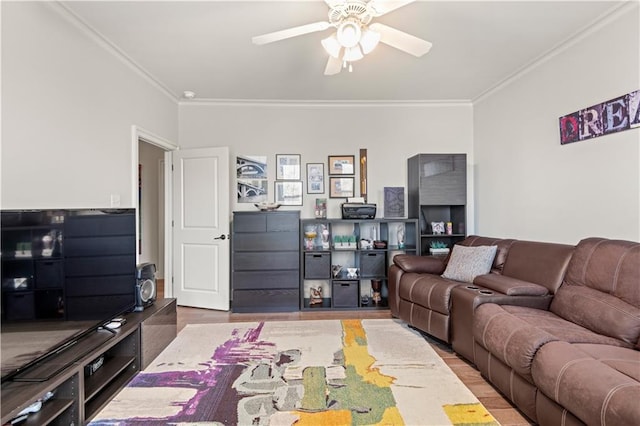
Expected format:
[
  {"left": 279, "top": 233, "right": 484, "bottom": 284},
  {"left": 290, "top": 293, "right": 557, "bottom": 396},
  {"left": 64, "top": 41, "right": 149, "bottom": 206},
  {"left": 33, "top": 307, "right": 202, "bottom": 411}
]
[{"left": 89, "top": 319, "right": 499, "bottom": 425}]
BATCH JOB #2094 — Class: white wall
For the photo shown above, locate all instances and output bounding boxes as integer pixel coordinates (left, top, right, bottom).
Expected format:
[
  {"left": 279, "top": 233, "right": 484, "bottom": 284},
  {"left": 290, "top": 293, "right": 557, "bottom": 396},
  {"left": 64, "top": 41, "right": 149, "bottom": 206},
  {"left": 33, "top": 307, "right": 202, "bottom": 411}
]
[
  {"left": 179, "top": 102, "right": 475, "bottom": 227},
  {"left": 1, "top": 2, "right": 178, "bottom": 209},
  {"left": 474, "top": 5, "right": 639, "bottom": 243}
]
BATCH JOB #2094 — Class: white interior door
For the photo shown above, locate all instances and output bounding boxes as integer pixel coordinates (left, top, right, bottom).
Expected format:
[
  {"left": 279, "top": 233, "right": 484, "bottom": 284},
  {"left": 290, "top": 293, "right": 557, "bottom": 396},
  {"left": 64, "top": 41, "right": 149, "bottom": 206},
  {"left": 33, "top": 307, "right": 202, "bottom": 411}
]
[{"left": 172, "top": 147, "right": 230, "bottom": 310}]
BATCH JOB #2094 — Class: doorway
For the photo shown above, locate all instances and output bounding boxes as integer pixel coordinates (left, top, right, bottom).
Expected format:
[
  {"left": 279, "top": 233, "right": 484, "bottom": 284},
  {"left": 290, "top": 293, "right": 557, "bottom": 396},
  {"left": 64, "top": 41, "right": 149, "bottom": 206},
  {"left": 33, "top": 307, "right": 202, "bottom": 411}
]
[
  {"left": 133, "top": 126, "right": 178, "bottom": 298},
  {"left": 138, "top": 141, "right": 165, "bottom": 284}
]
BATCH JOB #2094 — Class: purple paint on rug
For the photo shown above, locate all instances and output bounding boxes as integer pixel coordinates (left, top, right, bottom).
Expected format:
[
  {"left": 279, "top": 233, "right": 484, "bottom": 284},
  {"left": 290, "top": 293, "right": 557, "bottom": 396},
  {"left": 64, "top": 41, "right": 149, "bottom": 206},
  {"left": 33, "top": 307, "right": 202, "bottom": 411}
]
[{"left": 89, "top": 322, "right": 278, "bottom": 425}]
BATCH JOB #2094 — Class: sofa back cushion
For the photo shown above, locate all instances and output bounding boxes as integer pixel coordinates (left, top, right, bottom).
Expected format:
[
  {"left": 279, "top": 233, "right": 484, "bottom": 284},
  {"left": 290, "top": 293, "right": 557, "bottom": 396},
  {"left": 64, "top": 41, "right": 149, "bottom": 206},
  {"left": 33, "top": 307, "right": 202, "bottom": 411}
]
[
  {"left": 441, "top": 244, "right": 498, "bottom": 283},
  {"left": 458, "top": 236, "right": 516, "bottom": 273},
  {"left": 550, "top": 238, "right": 640, "bottom": 345},
  {"left": 501, "top": 240, "right": 574, "bottom": 293}
]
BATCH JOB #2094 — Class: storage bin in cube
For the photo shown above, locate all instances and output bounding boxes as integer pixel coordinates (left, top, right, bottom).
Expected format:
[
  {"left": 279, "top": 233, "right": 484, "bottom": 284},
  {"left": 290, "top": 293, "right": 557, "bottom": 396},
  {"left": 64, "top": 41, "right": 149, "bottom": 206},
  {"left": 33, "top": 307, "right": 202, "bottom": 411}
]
[
  {"left": 332, "top": 281, "right": 359, "bottom": 308},
  {"left": 304, "top": 253, "right": 331, "bottom": 279},
  {"left": 35, "top": 260, "right": 64, "bottom": 288},
  {"left": 5, "top": 291, "right": 35, "bottom": 320},
  {"left": 359, "top": 252, "right": 386, "bottom": 277}
]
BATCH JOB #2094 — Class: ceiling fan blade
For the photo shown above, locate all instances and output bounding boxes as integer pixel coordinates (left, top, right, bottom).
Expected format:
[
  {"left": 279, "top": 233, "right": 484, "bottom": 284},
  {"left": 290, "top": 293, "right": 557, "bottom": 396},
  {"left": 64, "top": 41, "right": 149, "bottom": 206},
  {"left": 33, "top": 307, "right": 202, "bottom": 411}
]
[
  {"left": 369, "top": 23, "right": 432, "bottom": 57},
  {"left": 369, "top": 0, "right": 416, "bottom": 16},
  {"left": 324, "top": 56, "right": 343, "bottom": 75},
  {"left": 252, "top": 21, "right": 331, "bottom": 45}
]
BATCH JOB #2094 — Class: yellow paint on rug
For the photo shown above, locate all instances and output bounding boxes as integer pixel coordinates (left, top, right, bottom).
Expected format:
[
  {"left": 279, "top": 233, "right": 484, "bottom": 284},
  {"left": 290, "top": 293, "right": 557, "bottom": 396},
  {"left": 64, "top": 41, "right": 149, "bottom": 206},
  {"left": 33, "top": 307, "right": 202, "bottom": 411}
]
[
  {"left": 341, "top": 320, "right": 395, "bottom": 388},
  {"left": 295, "top": 409, "right": 352, "bottom": 425},
  {"left": 379, "top": 406, "right": 404, "bottom": 425},
  {"left": 443, "top": 403, "right": 500, "bottom": 425}
]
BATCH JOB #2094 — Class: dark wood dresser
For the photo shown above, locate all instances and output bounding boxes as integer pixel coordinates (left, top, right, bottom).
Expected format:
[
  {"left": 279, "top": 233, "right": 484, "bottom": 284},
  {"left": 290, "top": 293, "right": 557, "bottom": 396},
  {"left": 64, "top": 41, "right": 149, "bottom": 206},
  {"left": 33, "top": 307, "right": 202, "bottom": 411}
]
[{"left": 231, "top": 211, "right": 300, "bottom": 312}]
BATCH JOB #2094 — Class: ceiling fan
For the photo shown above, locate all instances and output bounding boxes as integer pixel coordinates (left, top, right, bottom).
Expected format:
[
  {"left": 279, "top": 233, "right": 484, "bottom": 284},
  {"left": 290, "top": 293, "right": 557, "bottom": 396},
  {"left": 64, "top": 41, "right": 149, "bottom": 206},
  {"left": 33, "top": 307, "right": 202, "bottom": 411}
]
[{"left": 252, "top": 0, "right": 432, "bottom": 75}]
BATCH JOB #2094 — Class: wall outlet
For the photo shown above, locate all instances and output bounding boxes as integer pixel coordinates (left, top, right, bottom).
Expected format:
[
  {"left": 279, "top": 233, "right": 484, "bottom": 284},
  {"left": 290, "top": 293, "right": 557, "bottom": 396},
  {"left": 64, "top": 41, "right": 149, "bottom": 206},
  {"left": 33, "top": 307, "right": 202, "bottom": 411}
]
[{"left": 110, "top": 194, "right": 121, "bottom": 207}]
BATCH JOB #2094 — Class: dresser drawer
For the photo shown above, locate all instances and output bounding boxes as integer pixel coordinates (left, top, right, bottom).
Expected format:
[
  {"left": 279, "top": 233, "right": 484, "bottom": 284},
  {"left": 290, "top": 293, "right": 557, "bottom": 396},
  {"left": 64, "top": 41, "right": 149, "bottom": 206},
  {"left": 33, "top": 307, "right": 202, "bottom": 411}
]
[
  {"left": 233, "top": 212, "right": 299, "bottom": 233},
  {"left": 233, "top": 231, "right": 298, "bottom": 251},
  {"left": 232, "top": 289, "right": 299, "bottom": 312},
  {"left": 233, "top": 270, "right": 299, "bottom": 290},
  {"left": 267, "top": 213, "right": 299, "bottom": 232},
  {"left": 234, "top": 214, "right": 266, "bottom": 233},
  {"left": 233, "top": 252, "right": 299, "bottom": 271}
]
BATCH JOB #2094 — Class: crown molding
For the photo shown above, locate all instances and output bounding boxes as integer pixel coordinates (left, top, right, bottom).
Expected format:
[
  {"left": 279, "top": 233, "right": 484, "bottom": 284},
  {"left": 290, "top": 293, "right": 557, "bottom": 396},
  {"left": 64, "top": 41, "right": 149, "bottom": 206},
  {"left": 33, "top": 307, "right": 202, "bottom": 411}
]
[
  {"left": 473, "top": 1, "right": 638, "bottom": 104},
  {"left": 178, "top": 98, "right": 473, "bottom": 108},
  {"left": 49, "top": 1, "right": 179, "bottom": 103}
]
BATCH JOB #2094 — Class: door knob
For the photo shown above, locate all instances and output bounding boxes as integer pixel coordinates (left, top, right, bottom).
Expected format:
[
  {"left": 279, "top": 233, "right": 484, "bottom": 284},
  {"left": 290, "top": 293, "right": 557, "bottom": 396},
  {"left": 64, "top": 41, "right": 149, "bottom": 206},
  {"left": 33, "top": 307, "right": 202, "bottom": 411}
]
[{"left": 214, "top": 234, "right": 228, "bottom": 240}]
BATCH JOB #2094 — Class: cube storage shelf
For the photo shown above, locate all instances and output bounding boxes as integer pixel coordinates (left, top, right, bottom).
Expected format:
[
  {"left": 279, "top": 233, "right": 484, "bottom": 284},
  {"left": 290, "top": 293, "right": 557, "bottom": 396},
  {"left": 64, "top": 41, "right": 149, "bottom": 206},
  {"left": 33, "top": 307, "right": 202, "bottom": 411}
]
[{"left": 300, "top": 218, "right": 419, "bottom": 311}]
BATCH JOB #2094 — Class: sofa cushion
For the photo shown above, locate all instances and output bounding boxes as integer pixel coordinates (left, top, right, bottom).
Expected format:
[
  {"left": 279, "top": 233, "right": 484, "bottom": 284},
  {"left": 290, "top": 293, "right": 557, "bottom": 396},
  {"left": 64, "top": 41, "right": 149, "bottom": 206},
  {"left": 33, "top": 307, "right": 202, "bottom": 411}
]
[
  {"left": 441, "top": 244, "right": 497, "bottom": 283},
  {"left": 552, "top": 238, "right": 640, "bottom": 346},
  {"left": 501, "top": 240, "right": 574, "bottom": 293},
  {"left": 532, "top": 341, "right": 640, "bottom": 426},
  {"left": 564, "top": 238, "right": 640, "bottom": 306},
  {"left": 551, "top": 285, "right": 640, "bottom": 346},
  {"left": 474, "top": 304, "right": 632, "bottom": 383},
  {"left": 478, "top": 304, "right": 631, "bottom": 348},
  {"left": 473, "top": 274, "right": 549, "bottom": 296}
]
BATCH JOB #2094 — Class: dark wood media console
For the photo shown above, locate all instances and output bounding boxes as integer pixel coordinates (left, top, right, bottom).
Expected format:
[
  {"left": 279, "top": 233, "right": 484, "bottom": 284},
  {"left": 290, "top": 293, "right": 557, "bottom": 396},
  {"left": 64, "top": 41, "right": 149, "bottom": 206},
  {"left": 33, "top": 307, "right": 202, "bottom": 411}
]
[{"left": 1, "top": 298, "right": 177, "bottom": 425}]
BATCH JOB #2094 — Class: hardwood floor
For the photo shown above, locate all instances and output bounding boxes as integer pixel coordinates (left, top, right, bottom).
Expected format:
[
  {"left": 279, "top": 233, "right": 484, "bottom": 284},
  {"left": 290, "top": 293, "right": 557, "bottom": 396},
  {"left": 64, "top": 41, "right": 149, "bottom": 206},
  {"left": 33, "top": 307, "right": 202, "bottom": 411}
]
[{"left": 172, "top": 303, "right": 532, "bottom": 426}]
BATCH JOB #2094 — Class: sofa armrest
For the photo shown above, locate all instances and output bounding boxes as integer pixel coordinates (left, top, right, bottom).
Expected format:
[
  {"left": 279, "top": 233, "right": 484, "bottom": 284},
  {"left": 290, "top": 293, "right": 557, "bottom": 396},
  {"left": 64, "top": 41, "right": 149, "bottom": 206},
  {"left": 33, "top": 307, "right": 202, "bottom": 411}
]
[
  {"left": 392, "top": 254, "right": 446, "bottom": 275},
  {"left": 473, "top": 274, "right": 549, "bottom": 296}
]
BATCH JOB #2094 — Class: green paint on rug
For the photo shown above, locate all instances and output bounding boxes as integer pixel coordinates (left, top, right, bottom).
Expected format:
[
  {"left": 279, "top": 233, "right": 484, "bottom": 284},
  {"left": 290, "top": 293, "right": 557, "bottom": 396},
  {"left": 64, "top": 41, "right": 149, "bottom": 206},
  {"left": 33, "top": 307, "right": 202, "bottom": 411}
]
[
  {"left": 300, "top": 366, "right": 327, "bottom": 411},
  {"left": 329, "top": 364, "right": 397, "bottom": 425}
]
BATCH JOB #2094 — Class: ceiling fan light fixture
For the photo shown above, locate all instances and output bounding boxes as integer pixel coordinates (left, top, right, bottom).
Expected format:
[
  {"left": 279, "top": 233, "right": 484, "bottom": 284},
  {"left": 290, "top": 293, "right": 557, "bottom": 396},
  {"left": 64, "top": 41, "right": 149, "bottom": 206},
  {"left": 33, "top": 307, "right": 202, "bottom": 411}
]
[
  {"left": 359, "top": 28, "right": 380, "bottom": 54},
  {"left": 321, "top": 34, "right": 342, "bottom": 59},
  {"left": 336, "top": 20, "right": 362, "bottom": 48},
  {"left": 343, "top": 45, "right": 364, "bottom": 62}
]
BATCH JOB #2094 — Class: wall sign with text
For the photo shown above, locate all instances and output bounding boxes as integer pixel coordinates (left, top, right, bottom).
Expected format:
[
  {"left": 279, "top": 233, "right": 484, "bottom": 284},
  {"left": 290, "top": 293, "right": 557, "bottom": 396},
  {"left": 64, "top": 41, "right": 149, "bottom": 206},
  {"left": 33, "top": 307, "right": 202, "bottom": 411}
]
[{"left": 559, "top": 90, "right": 639, "bottom": 145}]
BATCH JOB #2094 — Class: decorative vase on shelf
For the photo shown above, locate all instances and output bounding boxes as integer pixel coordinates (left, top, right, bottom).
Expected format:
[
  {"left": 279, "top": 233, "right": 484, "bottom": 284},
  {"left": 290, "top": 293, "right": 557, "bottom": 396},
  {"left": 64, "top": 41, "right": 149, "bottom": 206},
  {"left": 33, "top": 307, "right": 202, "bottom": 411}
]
[
  {"left": 397, "top": 224, "right": 405, "bottom": 249},
  {"left": 419, "top": 209, "right": 427, "bottom": 234},
  {"left": 371, "top": 280, "right": 382, "bottom": 304}
]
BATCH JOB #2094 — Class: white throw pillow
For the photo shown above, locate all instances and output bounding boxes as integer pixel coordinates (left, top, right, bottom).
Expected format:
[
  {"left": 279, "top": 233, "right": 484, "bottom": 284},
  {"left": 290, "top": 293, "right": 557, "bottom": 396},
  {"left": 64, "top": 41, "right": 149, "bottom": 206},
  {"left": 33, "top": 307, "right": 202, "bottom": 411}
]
[{"left": 441, "top": 244, "right": 498, "bottom": 283}]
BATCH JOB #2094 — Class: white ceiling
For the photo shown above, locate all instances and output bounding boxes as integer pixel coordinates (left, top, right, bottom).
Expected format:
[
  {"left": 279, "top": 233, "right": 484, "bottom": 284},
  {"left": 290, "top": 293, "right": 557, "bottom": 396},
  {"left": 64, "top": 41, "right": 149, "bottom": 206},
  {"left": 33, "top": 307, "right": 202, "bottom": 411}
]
[{"left": 60, "top": 0, "right": 625, "bottom": 102}]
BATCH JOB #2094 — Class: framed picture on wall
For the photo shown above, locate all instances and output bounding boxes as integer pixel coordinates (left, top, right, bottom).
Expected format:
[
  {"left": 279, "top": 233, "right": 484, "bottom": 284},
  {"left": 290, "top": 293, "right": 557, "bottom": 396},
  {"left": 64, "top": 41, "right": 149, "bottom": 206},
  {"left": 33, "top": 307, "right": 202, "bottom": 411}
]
[
  {"left": 306, "top": 163, "right": 325, "bottom": 194},
  {"left": 329, "top": 177, "right": 355, "bottom": 198},
  {"left": 276, "top": 154, "right": 301, "bottom": 180},
  {"left": 275, "top": 181, "right": 303, "bottom": 205},
  {"left": 328, "top": 155, "right": 355, "bottom": 175}
]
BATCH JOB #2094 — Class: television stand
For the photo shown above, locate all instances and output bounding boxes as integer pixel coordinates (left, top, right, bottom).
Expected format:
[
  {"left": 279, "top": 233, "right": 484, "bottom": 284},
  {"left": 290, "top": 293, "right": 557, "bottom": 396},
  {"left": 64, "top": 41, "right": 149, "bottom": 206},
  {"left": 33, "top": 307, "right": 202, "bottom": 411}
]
[{"left": 0, "top": 298, "right": 177, "bottom": 425}]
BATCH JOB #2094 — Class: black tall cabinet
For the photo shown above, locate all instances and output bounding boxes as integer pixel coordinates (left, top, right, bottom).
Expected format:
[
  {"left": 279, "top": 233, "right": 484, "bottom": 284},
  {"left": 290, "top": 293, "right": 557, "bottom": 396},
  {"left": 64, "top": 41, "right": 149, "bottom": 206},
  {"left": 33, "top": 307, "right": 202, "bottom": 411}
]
[{"left": 408, "top": 154, "right": 468, "bottom": 254}]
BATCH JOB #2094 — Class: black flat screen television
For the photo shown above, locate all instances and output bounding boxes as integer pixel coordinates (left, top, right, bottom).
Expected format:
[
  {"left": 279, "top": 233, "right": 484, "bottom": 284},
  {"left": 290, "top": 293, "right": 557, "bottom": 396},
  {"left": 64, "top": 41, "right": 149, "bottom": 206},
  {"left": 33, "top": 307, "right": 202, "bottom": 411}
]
[{"left": 1, "top": 208, "right": 137, "bottom": 383}]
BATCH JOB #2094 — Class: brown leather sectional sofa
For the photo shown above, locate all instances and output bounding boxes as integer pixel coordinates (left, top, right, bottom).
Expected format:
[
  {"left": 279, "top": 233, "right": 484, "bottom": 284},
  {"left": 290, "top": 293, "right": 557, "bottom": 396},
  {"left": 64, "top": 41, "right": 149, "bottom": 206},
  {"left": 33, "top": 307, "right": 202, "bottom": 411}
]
[{"left": 388, "top": 236, "right": 640, "bottom": 425}]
